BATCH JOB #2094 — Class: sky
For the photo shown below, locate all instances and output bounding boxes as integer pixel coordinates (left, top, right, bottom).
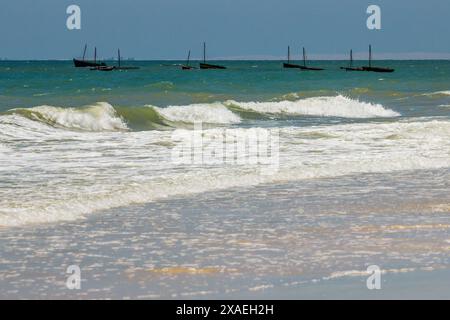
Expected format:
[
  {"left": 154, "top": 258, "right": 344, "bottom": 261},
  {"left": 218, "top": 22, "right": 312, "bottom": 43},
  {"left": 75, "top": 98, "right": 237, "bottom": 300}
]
[{"left": 1, "top": 0, "right": 450, "bottom": 60}]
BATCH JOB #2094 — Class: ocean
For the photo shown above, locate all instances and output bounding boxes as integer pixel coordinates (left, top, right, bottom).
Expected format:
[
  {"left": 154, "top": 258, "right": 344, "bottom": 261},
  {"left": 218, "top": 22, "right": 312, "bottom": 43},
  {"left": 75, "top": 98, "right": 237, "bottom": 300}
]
[{"left": 0, "top": 60, "right": 449, "bottom": 298}]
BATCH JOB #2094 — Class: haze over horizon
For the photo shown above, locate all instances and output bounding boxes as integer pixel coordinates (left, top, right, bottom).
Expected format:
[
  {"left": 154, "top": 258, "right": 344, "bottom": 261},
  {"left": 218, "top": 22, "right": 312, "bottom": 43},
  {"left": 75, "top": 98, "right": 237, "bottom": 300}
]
[{"left": 1, "top": 0, "right": 450, "bottom": 60}]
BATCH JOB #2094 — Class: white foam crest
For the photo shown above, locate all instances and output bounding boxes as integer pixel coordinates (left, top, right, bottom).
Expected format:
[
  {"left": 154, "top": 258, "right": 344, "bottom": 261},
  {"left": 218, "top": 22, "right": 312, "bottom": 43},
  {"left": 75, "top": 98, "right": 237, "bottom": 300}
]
[
  {"left": 153, "top": 103, "right": 241, "bottom": 124},
  {"left": 13, "top": 102, "right": 128, "bottom": 132},
  {"left": 226, "top": 95, "right": 400, "bottom": 118},
  {"left": 423, "top": 90, "right": 450, "bottom": 96}
]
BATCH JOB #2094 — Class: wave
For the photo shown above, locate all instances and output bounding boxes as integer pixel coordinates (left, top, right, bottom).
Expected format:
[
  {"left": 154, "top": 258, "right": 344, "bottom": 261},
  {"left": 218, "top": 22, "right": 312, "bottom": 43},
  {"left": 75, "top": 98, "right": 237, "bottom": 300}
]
[
  {"left": 152, "top": 103, "right": 241, "bottom": 125},
  {"left": 116, "top": 103, "right": 241, "bottom": 130},
  {"left": 423, "top": 90, "right": 450, "bottom": 96},
  {"left": 225, "top": 95, "right": 400, "bottom": 118},
  {"left": 9, "top": 102, "right": 128, "bottom": 132},
  {"left": 3, "top": 102, "right": 241, "bottom": 133},
  {"left": 1, "top": 95, "right": 399, "bottom": 134}
]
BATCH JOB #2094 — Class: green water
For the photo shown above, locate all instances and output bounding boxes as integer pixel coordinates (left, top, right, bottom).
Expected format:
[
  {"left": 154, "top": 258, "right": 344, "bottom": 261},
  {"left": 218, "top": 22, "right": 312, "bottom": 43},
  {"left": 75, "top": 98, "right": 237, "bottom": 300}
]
[{"left": 1, "top": 60, "right": 450, "bottom": 119}]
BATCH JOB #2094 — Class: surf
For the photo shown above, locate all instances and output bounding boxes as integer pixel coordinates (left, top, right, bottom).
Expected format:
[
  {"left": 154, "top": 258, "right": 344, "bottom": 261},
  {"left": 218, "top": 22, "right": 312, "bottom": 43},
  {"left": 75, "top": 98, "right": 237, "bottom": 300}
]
[
  {"left": 1, "top": 96, "right": 401, "bottom": 134},
  {"left": 7, "top": 102, "right": 128, "bottom": 132},
  {"left": 1, "top": 118, "right": 449, "bottom": 227},
  {"left": 225, "top": 95, "right": 400, "bottom": 118}
]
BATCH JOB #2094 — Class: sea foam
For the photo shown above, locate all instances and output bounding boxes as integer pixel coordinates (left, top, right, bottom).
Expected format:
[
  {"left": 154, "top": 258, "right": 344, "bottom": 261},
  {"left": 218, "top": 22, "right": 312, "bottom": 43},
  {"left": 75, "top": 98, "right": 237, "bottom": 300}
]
[
  {"left": 3, "top": 96, "right": 400, "bottom": 133},
  {"left": 10, "top": 102, "right": 128, "bottom": 132},
  {"left": 1, "top": 118, "right": 450, "bottom": 227},
  {"left": 225, "top": 95, "right": 400, "bottom": 118},
  {"left": 153, "top": 103, "right": 241, "bottom": 124}
]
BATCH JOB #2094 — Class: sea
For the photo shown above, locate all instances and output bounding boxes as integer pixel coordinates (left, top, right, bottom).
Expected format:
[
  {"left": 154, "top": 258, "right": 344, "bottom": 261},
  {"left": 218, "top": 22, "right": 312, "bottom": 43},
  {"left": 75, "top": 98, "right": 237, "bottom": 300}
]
[{"left": 0, "top": 60, "right": 449, "bottom": 298}]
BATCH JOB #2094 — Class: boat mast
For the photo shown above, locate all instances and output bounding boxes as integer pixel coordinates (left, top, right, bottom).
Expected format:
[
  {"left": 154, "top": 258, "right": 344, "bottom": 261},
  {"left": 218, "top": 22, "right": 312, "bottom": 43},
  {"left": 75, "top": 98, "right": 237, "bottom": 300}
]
[
  {"left": 369, "top": 45, "right": 372, "bottom": 68},
  {"left": 203, "top": 42, "right": 206, "bottom": 63},
  {"left": 82, "top": 44, "right": 87, "bottom": 61},
  {"left": 287, "top": 46, "right": 290, "bottom": 63},
  {"left": 350, "top": 49, "right": 353, "bottom": 67},
  {"left": 187, "top": 50, "right": 191, "bottom": 66},
  {"left": 303, "top": 47, "right": 306, "bottom": 67},
  {"left": 118, "top": 49, "right": 121, "bottom": 67},
  {"left": 94, "top": 47, "right": 97, "bottom": 64}
]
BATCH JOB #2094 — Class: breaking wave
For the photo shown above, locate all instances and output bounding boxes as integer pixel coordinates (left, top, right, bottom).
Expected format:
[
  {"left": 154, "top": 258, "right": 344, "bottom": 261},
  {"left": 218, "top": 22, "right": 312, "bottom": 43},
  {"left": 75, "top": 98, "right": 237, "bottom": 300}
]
[
  {"left": 423, "top": 90, "right": 450, "bottom": 96},
  {"left": 1, "top": 95, "right": 400, "bottom": 133},
  {"left": 152, "top": 103, "right": 241, "bottom": 125},
  {"left": 9, "top": 102, "right": 128, "bottom": 132},
  {"left": 225, "top": 95, "right": 400, "bottom": 118}
]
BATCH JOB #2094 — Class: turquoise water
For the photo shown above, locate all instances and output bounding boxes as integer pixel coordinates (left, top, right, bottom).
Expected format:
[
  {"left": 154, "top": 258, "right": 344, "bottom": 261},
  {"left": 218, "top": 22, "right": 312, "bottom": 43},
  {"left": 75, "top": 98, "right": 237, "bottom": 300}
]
[
  {"left": 1, "top": 60, "right": 450, "bottom": 120},
  {"left": 1, "top": 60, "right": 450, "bottom": 298}
]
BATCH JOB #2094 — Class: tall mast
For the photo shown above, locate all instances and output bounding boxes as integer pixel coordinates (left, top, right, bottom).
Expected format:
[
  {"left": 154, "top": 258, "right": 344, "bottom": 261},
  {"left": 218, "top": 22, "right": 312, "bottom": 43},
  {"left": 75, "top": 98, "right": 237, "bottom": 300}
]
[
  {"left": 94, "top": 47, "right": 97, "bottom": 63},
  {"left": 187, "top": 50, "right": 191, "bottom": 66},
  {"left": 118, "top": 49, "right": 121, "bottom": 67},
  {"left": 369, "top": 45, "right": 372, "bottom": 67},
  {"left": 203, "top": 42, "right": 206, "bottom": 63},
  {"left": 303, "top": 47, "right": 306, "bottom": 67},
  {"left": 350, "top": 49, "right": 353, "bottom": 67},
  {"left": 82, "top": 44, "right": 87, "bottom": 61},
  {"left": 287, "top": 46, "right": 290, "bottom": 63}
]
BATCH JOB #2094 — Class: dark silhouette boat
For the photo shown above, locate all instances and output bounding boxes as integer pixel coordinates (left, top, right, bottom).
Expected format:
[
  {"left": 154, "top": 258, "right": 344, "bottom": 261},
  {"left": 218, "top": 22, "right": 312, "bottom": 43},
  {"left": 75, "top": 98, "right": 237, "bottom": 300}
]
[
  {"left": 90, "top": 49, "right": 139, "bottom": 72},
  {"left": 181, "top": 50, "right": 196, "bottom": 70},
  {"left": 340, "top": 49, "right": 364, "bottom": 71},
  {"left": 299, "top": 47, "right": 324, "bottom": 71},
  {"left": 73, "top": 45, "right": 106, "bottom": 68},
  {"left": 283, "top": 46, "right": 302, "bottom": 69},
  {"left": 113, "top": 49, "right": 139, "bottom": 70},
  {"left": 361, "top": 45, "right": 394, "bottom": 73},
  {"left": 199, "top": 43, "right": 226, "bottom": 69},
  {"left": 74, "top": 59, "right": 105, "bottom": 68}
]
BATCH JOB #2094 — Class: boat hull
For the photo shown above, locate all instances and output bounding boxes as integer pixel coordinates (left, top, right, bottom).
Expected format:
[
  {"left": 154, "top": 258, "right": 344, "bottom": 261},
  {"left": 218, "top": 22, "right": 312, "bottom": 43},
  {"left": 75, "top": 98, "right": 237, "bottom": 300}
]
[
  {"left": 73, "top": 59, "right": 106, "bottom": 68},
  {"left": 340, "top": 67, "right": 365, "bottom": 72},
  {"left": 362, "top": 66, "right": 394, "bottom": 73},
  {"left": 283, "top": 63, "right": 301, "bottom": 69},
  {"left": 199, "top": 63, "right": 226, "bottom": 70},
  {"left": 299, "top": 66, "right": 324, "bottom": 71}
]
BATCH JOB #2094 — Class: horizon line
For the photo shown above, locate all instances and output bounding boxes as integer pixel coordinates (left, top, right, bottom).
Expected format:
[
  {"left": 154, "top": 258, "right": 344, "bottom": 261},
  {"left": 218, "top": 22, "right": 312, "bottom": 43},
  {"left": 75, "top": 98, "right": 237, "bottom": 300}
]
[
  {"left": 2, "top": 52, "right": 450, "bottom": 61},
  {"left": 2, "top": 58, "right": 450, "bottom": 61}
]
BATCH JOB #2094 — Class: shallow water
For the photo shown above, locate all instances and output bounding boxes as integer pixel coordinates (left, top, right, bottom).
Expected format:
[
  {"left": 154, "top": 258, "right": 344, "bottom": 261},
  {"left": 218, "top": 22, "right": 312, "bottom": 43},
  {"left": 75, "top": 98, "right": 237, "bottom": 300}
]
[{"left": 0, "top": 169, "right": 449, "bottom": 298}]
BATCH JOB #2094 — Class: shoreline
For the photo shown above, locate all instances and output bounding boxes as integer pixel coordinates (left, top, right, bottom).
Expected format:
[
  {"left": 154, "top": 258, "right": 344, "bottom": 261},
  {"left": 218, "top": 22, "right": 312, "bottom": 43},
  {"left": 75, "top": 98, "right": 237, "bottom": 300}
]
[{"left": 1, "top": 169, "right": 449, "bottom": 299}]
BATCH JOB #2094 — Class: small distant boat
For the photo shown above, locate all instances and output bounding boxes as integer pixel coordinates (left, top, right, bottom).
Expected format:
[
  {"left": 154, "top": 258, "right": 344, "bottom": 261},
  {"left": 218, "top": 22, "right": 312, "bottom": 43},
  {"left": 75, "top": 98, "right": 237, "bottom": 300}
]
[
  {"left": 114, "top": 49, "right": 140, "bottom": 70},
  {"left": 361, "top": 45, "right": 394, "bottom": 73},
  {"left": 181, "top": 50, "right": 196, "bottom": 70},
  {"left": 199, "top": 43, "right": 226, "bottom": 69},
  {"left": 73, "top": 45, "right": 106, "bottom": 68},
  {"left": 283, "top": 46, "right": 302, "bottom": 69},
  {"left": 340, "top": 49, "right": 364, "bottom": 71},
  {"left": 299, "top": 47, "right": 324, "bottom": 71}
]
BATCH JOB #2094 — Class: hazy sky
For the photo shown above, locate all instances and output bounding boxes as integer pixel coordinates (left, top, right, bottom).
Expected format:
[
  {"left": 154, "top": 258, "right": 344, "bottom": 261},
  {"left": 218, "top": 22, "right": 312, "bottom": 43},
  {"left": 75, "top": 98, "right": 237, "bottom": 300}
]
[{"left": 1, "top": 0, "right": 450, "bottom": 60}]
